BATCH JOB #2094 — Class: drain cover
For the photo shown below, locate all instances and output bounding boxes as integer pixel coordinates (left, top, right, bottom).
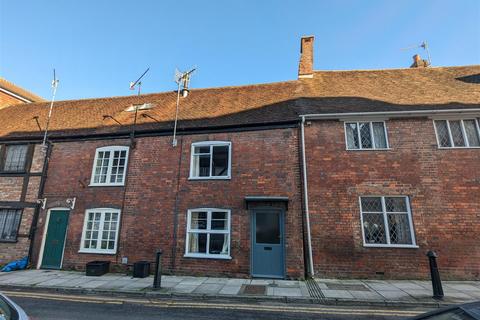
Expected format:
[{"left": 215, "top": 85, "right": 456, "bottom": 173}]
[
  {"left": 325, "top": 283, "right": 369, "bottom": 291},
  {"left": 241, "top": 285, "right": 267, "bottom": 295}
]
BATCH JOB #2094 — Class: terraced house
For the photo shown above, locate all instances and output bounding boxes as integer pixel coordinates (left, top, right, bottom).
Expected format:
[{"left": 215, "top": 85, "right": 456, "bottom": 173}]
[{"left": 0, "top": 36, "right": 478, "bottom": 280}]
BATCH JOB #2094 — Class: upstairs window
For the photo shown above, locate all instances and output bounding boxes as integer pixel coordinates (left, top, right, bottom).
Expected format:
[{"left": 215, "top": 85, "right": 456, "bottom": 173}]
[
  {"left": 185, "top": 208, "right": 231, "bottom": 259},
  {"left": 80, "top": 208, "right": 120, "bottom": 254},
  {"left": 360, "top": 196, "right": 416, "bottom": 247},
  {"left": 189, "top": 141, "right": 231, "bottom": 179},
  {"left": 90, "top": 146, "right": 129, "bottom": 186},
  {"left": 345, "top": 122, "right": 389, "bottom": 150},
  {"left": 434, "top": 119, "right": 480, "bottom": 148},
  {"left": 0, "top": 209, "right": 22, "bottom": 241},
  {"left": 1, "top": 145, "right": 28, "bottom": 172}
]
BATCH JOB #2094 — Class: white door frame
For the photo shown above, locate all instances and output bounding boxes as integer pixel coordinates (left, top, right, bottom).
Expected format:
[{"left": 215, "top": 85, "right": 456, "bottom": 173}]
[{"left": 37, "top": 207, "right": 71, "bottom": 269}]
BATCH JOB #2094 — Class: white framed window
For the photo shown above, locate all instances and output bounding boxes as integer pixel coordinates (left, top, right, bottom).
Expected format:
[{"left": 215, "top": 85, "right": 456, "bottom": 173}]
[
  {"left": 189, "top": 141, "right": 231, "bottom": 179},
  {"left": 344, "top": 121, "right": 389, "bottom": 150},
  {"left": 185, "top": 208, "right": 231, "bottom": 259},
  {"left": 79, "top": 208, "right": 121, "bottom": 254},
  {"left": 90, "top": 146, "right": 129, "bottom": 186},
  {"left": 359, "top": 196, "right": 417, "bottom": 248},
  {"left": 434, "top": 119, "right": 480, "bottom": 148}
]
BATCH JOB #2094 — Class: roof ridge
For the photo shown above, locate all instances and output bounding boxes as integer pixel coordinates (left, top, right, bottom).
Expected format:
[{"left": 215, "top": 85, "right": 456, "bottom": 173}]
[
  {"left": 5, "top": 78, "right": 300, "bottom": 107},
  {"left": 312, "top": 64, "right": 480, "bottom": 73}
]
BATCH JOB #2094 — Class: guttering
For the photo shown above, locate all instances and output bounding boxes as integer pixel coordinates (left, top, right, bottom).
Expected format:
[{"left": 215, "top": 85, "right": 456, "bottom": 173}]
[
  {"left": 300, "top": 116, "right": 314, "bottom": 277},
  {"left": 300, "top": 108, "right": 480, "bottom": 120},
  {"left": 0, "top": 87, "right": 32, "bottom": 103}
]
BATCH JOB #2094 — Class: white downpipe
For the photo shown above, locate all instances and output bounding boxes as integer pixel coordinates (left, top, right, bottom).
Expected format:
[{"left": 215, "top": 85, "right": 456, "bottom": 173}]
[{"left": 300, "top": 116, "right": 315, "bottom": 277}]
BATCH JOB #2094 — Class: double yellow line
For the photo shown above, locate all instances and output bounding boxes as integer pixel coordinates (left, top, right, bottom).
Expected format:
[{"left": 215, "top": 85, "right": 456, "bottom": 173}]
[{"left": 4, "top": 290, "right": 427, "bottom": 317}]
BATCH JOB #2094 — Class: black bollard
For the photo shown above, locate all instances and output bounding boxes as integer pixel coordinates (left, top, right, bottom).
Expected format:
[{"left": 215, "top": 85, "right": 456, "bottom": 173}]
[
  {"left": 426, "top": 250, "right": 444, "bottom": 299},
  {"left": 153, "top": 250, "right": 163, "bottom": 289}
]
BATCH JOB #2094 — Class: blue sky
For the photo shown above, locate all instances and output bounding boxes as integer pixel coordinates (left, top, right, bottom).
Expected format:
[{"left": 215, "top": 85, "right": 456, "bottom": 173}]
[{"left": 1, "top": 0, "right": 479, "bottom": 101}]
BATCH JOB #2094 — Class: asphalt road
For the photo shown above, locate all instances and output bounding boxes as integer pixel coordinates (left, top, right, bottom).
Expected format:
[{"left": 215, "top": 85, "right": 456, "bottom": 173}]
[{"left": 6, "top": 290, "right": 430, "bottom": 320}]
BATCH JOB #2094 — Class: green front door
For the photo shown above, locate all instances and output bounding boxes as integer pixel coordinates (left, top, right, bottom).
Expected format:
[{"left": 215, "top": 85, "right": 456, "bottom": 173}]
[{"left": 41, "top": 210, "right": 69, "bottom": 269}]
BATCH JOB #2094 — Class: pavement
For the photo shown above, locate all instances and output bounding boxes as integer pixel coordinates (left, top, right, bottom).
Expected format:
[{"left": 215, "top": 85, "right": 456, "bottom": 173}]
[{"left": 0, "top": 269, "right": 479, "bottom": 307}]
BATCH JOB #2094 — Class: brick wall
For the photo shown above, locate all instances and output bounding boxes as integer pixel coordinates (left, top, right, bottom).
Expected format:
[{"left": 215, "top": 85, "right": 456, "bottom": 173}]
[
  {"left": 304, "top": 118, "right": 480, "bottom": 280},
  {"left": 33, "top": 128, "right": 305, "bottom": 278}
]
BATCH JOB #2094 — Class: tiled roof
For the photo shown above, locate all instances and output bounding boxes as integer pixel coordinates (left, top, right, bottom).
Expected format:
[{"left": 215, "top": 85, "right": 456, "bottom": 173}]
[
  {"left": 0, "top": 78, "right": 45, "bottom": 103},
  {"left": 0, "top": 65, "right": 478, "bottom": 140}
]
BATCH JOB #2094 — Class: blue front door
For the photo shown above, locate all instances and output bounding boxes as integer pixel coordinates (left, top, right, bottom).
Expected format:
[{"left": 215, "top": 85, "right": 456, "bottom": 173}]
[{"left": 251, "top": 208, "right": 285, "bottom": 278}]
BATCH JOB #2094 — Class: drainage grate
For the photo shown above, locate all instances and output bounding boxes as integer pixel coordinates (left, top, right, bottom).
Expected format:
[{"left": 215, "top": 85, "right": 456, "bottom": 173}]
[
  {"left": 241, "top": 284, "right": 267, "bottom": 295},
  {"left": 325, "top": 283, "right": 369, "bottom": 291},
  {"left": 305, "top": 278, "right": 325, "bottom": 302}
]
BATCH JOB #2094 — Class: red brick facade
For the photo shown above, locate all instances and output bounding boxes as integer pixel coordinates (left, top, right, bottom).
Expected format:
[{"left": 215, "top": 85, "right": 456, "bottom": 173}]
[
  {"left": 32, "top": 129, "right": 305, "bottom": 279},
  {"left": 304, "top": 118, "right": 480, "bottom": 280}
]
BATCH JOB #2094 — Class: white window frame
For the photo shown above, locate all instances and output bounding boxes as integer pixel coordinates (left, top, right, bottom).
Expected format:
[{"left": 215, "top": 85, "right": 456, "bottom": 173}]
[
  {"left": 89, "top": 146, "right": 129, "bottom": 186},
  {"left": 433, "top": 119, "right": 480, "bottom": 149},
  {"left": 79, "top": 208, "right": 121, "bottom": 254},
  {"left": 344, "top": 121, "right": 390, "bottom": 151},
  {"left": 189, "top": 141, "right": 232, "bottom": 180},
  {"left": 184, "top": 208, "right": 231, "bottom": 259},
  {"left": 359, "top": 196, "right": 418, "bottom": 248}
]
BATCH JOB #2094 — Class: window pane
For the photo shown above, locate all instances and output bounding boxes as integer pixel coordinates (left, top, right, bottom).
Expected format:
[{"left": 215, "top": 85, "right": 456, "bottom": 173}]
[
  {"left": 359, "top": 122, "right": 373, "bottom": 148},
  {"left": 362, "top": 213, "right": 387, "bottom": 244},
  {"left": 190, "top": 211, "right": 207, "bottom": 229},
  {"left": 464, "top": 120, "right": 480, "bottom": 147},
  {"left": 93, "top": 151, "right": 110, "bottom": 183},
  {"left": 194, "top": 146, "right": 210, "bottom": 154},
  {"left": 0, "top": 209, "right": 21, "bottom": 240},
  {"left": 109, "top": 150, "right": 127, "bottom": 183},
  {"left": 212, "top": 146, "right": 229, "bottom": 176},
  {"left": 385, "top": 197, "right": 407, "bottom": 212},
  {"left": 3, "top": 145, "right": 28, "bottom": 172},
  {"left": 435, "top": 121, "right": 451, "bottom": 147},
  {"left": 361, "top": 197, "right": 382, "bottom": 212},
  {"left": 387, "top": 214, "right": 412, "bottom": 244},
  {"left": 188, "top": 233, "right": 207, "bottom": 254},
  {"left": 449, "top": 121, "right": 465, "bottom": 147},
  {"left": 372, "top": 122, "right": 387, "bottom": 149},
  {"left": 345, "top": 123, "right": 359, "bottom": 149},
  {"left": 255, "top": 211, "right": 280, "bottom": 244},
  {"left": 192, "top": 154, "right": 210, "bottom": 177},
  {"left": 211, "top": 211, "right": 227, "bottom": 230},
  {"left": 209, "top": 234, "right": 228, "bottom": 255}
]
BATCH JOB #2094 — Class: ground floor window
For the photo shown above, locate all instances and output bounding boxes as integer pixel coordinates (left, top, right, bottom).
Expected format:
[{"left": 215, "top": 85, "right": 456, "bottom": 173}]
[
  {"left": 360, "top": 196, "right": 416, "bottom": 247},
  {"left": 79, "top": 208, "right": 120, "bottom": 254},
  {"left": 185, "top": 208, "right": 230, "bottom": 259},
  {"left": 0, "top": 209, "right": 21, "bottom": 241}
]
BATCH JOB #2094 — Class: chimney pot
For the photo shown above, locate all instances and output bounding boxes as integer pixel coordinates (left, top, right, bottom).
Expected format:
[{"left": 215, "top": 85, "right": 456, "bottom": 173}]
[
  {"left": 410, "top": 54, "right": 430, "bottom": 68},
  {"left": 298, "top": 36, "right": 314, "bottom": 79}
]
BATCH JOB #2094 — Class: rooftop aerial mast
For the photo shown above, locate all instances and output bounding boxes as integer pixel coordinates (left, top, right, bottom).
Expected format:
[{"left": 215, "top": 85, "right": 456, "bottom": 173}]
[
  {"left": 172, "top": 67, "right": 196, "bottom": 147},
  {"left": 42, "top": 69, "right": 59, "bottom": 149}
]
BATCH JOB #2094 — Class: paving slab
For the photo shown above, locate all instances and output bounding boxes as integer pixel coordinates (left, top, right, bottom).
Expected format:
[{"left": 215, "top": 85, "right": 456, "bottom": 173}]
[
  {"left": 171, "top": 284, "right": 198, "bottom": 294},
  {"left": 193, "top": 283, "right": 223, "bottom": 294},
  {"left": 272, "top": 287, "right": 302, "bottom": 297},
  {"left": 348, "top": 290, "right": 384, "bottom": 300},
  {"left": 274, "top": 280, "right": 299, "bottom": 288},
  {"left": 321, "top": 290, "right": 354, "bottom": 299},
  {"left": 388, "top": 281, "right": 426, "bottom": 290},
  {"left": 219, "top": 285, "right": 242, "bottom": 295},
  {"left": 78, "top": 280, "right": 110, "bottom": 289},
  {"left": 203, "top": 277, "right": 229, "bottom": 285},
  {"left": 377, "top": 290, "right": 415, "bottom": 301},
  {"left": 445, "top": 284, "right": 480, "bottom": 291}
]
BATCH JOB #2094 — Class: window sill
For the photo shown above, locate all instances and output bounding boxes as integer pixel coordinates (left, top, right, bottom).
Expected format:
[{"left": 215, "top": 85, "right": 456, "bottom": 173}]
[
  {"left": 188, "top": 176, "right": 231, "bottom": 181},
  {"left": 88, "top": 183, "right": 125, "bottom": 187},
  {"left": 437, "top": 146, "right": 480, "bottom": 150},
  {"left": 0, "top": 239, "right": 18, "bottom": 243},
  {"left": 363, "top": 244, "right": 419, "bottom": 249},
  {"left": 184, "top": 254, "right": 232, "bottom": 260},
  {"left": 346, "top": 148, "right": 392, "bottom": 151},
  {"left": 79, "top": 249, "right": 116, "bottom": 255}
]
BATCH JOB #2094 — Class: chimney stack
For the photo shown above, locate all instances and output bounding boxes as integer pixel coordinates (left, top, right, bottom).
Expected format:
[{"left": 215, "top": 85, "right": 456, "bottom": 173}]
[
  {"left": 410, "top": 54, "right": 430, "bottom": 68},
  {"left": 298, "top": 36, "right": 314, "bottom": 78}
]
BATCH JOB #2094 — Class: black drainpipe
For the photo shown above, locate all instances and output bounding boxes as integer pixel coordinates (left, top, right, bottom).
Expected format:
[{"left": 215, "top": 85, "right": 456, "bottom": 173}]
[{"left": 27, "top": 141, "right": 52, "bottom": 266}]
